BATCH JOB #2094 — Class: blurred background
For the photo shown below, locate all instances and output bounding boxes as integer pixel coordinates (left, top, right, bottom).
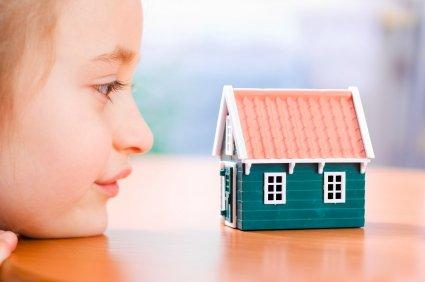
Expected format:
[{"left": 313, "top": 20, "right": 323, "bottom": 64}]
[{"left": 133, "top": 0, "right": 425, "bottom": 169}]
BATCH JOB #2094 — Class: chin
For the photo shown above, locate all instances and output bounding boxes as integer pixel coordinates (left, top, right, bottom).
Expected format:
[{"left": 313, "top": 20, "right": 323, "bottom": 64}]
[{"left": 17, "top": 206, "right": 109, "bottom": 239}]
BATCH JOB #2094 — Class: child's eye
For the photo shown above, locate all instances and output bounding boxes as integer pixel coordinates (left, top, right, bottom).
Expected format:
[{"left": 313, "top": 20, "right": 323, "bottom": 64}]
[{"left": 93, "top": 80, "right": 128, "bottom": 102}]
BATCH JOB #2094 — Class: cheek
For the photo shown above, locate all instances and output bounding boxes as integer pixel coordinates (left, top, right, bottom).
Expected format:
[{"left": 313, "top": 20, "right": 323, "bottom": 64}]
[
  {"left": 0, "top": 97, "right": 112, "bottom": 236},
  {"left": 13, "top": 87, "right": 112, "bottom": 212},
  {"left": 34, "top": 117, "right": 109, "bottom": 205}
]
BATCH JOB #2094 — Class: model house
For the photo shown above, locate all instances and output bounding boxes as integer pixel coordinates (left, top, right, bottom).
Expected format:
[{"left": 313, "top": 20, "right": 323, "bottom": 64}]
[{"left": 212, "top": 86, "right": 374, "bottom": 230}]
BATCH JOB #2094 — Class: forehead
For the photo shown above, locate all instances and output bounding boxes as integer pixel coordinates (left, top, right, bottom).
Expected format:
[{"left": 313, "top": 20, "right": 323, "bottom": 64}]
[{"left": 55, "top": 0, "right": 142, "bottom": 64}]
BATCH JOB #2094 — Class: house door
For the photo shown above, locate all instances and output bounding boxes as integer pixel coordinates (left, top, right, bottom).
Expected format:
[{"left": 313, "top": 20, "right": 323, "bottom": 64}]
[{"left": 220, "top": 163, "right": 235, "bottom": 226}]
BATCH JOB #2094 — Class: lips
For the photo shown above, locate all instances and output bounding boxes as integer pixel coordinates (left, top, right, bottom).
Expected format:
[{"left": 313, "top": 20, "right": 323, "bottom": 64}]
[
  {"left": 94, "top": 167, "right": 132, "bottom": 197},
  {"left": 94, "top": 181, "right": 120, "bottom": 197}
]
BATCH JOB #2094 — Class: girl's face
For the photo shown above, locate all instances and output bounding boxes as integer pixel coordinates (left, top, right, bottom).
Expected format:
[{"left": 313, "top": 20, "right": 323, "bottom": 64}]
[{"left": 0, "top": 0, "right": 153, "bottom": 238}]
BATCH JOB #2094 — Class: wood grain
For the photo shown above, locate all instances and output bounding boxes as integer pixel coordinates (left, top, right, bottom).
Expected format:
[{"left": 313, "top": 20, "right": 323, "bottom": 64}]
[{"left": 1, "top": 156, "right": 425, "bottom": 281}]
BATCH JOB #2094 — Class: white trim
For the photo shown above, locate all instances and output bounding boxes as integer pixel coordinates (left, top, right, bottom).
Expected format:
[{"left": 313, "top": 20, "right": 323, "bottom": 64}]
[
  {"left": 220, "top": 169, "right": 225, "bottom": 212},
  {"left": 244, "top": 163, "right": 252, "bottom": 175},
  {"left": 219, "top": 162, "right": 226, "bottom": 216},
  {"left": 224, "top": 115, "right": 234, "bottom": 156},
  {"left": 243, "top": 158, "right": 369, "bottom": 175},
  {"left": 323, "top": 172, "right": 346, "bottom": 204},
  {"left": 360, "top": 162, "right": 367, "bottom": 174},
  {"left": 224, "top": 86, "right": 248, "bottom": 160},
  {"left": 220, "top": 161, "right": 237, "bottom": 228},
  {"left": 288, "top": 163, "right": 296, "bottom": 174},
  {"left": 349, "top": 86, "right": 375, "bottom": 159},
  {"left": 264, "top": 172, "right": 286, "bottom": 205},
  {"left": 318, "top": 162, "right": 325, "bottom": 174},
  {"left": 243, "top": 158, "right": 370, "bottom": 164},
  {"left": 212, "top": 85, "right": 248, "bottom": 160},
  {"left": 212, "top": 93, "right": 227, "bottom": 157},
  {"left": 220, "top": 161, "right": 237, "bottom": 167}
]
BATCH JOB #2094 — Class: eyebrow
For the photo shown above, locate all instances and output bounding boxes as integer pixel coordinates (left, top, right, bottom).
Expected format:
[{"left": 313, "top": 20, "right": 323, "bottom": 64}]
[{"left": 91, "top": 46, "right": 138, "bottom": 65}]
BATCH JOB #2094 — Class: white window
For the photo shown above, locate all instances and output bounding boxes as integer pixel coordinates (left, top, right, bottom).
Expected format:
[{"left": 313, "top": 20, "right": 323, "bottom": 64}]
[
  {"left": 225, "top": 115, "right": 234, "bottom": 155},
  {"left": 264, "top": 173, "right": 286, "bottom": 204},
  {"left": 324, "top": 172, "right": 346, "bottom": 203}
]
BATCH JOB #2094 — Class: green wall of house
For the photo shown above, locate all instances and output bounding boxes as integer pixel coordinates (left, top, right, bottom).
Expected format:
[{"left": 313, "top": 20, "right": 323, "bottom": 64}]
[{"left": 236, "top": 162, "right": 365, "bottom": 230}]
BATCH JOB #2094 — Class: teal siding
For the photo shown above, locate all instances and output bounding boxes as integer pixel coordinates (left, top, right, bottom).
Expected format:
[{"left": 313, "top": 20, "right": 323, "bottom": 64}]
[{"left": 236, "top": 163, "right": 365, "bottom": 230}]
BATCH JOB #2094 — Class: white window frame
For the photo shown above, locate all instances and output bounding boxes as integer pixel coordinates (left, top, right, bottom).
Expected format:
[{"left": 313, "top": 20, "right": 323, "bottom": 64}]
[
  {"left": 221, "top": 172, "right": 225, "bottom": 212},
  {"left": 225, "top": 115, "right": 234, "bottom": 155},
  {"left": 264, "top": 172, "right": 286, "bottom": 204},
  {"left": 323, "top": 172, "right": 346, "bottom": 203}
]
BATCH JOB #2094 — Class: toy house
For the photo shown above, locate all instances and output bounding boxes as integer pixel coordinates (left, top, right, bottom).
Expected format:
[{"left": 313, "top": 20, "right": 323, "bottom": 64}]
[{"left": 212, "top": 86, "right": 374, "bottom": 230}]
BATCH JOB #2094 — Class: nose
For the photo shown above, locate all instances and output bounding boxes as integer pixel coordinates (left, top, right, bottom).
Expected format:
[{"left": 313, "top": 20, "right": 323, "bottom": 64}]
[{"left": 112, "top": 95, "right": 154, "bottom": 155}]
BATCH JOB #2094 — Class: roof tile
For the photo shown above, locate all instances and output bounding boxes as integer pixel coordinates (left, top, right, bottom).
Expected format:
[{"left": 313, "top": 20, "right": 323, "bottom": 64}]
[{"left": 234, "top": 89, "right": 366, "bottom": 159}]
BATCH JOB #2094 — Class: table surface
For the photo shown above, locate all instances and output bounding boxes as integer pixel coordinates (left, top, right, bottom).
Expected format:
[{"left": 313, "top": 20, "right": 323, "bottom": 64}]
[{"left": 1, "top": 156, "right": 425, "bottom": 282}]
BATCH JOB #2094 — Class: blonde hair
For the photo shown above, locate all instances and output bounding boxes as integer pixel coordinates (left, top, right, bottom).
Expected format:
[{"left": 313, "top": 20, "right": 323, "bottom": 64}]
[{"left": 0, "top": 0, "right": 58, "bottom": 139}]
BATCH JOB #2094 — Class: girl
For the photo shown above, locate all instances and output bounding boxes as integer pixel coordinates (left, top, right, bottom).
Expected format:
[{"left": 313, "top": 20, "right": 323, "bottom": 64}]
[{"left": 0, "top": 0, "right": 153, "bottom": 264}]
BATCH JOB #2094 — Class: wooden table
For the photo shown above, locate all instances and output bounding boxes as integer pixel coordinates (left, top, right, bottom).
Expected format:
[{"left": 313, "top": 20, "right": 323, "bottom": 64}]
[{"left": 1, "top": 156, "right": 425, "bottom": 281}]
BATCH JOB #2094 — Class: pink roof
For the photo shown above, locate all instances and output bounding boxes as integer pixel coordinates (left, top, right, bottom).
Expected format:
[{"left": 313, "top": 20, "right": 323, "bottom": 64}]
[{"left": 233, "top": 89, "right": 366, "bottom": 159}]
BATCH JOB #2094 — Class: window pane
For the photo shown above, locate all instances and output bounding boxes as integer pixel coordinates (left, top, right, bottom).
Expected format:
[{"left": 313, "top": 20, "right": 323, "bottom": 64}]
[
  {"left": 336, "top": 175, "right": 342, "bottom": 182},
  {"left": 336, "top": 184, "right": 341, "bottom": 191},
  {"left": 276, "top": 194, "right": 282, "bottom": 201},
  {"left": 336, "top": 192, "right": 342, "bottom": 200},
  {"left": 328, "top": 193, "right": 333, "bottom": 199},
  {"left": 276, "top": 176, "right": 282, "bottom": 183},
  {"left": 268, "top": 185, "right": 274, "bottom": 192},
  {"left": 268, "top": 194, "right": 274, "bottom": 201},
  {"left": 328, "top": 175, "right": 334, "bottom": 182},
  {"left": 276, "top": 185, "right": 282, "bottom": 192},
  {"left": 268, "top": 176, "right": 274, "bottom": 183},
  {"left": 328, "top": 184, "right": 333, "bottom": 191}
]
